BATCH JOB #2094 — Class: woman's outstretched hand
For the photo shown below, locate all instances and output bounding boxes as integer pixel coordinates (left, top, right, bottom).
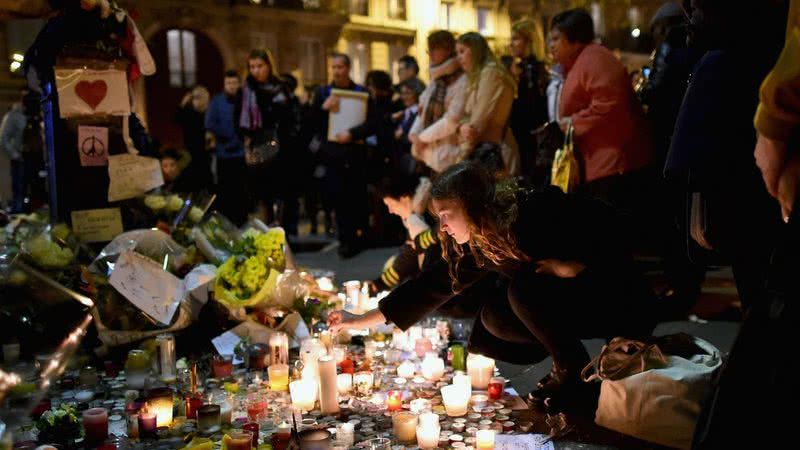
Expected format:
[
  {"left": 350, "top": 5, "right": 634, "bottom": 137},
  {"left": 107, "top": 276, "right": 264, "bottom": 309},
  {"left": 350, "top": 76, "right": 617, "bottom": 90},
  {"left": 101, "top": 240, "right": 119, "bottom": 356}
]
[
  {"left": 535, "top": 259, "right": 586, "bottom": 278},
  {"left": 327, "top": 309, "right": 361, "bottom": 334}
]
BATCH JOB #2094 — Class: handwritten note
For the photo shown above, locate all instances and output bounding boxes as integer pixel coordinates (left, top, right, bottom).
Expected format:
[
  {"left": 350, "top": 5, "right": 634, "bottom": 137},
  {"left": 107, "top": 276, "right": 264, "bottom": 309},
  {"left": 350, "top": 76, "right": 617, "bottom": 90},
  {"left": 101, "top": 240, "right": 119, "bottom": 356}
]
[
  {"left": 78, "top": 126, "right": 109, "bottom": 166},
  {"left": 495, "top": 434, "right": 554, "bottom": 450},
  {"left": 109, "top": 250, "right": 183, "bottom": 325},
  {"left": 71, "top": 207, "right": 123, "bottom": 243},
  {"left": 107, "top": 154, "right": 164, "bottom": 202},
  {"left": 212, "top": 330, "right": 244, "bottom": 364}
]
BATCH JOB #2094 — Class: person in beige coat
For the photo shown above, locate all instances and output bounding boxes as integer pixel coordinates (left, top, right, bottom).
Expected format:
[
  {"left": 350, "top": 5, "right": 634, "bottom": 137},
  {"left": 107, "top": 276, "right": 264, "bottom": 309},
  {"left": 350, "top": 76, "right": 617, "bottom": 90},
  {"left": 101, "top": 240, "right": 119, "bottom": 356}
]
[
  {"left": 456, "top": 32, "right": 520, "bottom": 175},
  {"left": 409, "top": 30, "right": 468, "bottom": 174}
]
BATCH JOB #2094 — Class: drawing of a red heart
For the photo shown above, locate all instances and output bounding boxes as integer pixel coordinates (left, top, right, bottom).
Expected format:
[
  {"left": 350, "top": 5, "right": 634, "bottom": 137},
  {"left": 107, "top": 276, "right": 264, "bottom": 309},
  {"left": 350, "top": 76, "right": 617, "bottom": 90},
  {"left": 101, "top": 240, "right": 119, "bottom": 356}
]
[{"left": 75, "top": 80, "right": 108, "bottom": 110}]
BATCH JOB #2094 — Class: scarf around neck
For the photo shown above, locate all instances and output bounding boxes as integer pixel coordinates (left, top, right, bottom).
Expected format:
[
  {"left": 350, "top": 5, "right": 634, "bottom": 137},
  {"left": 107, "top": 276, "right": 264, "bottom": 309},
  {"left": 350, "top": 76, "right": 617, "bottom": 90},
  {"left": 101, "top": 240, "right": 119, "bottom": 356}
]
[{"left": 424, "top": 57, "right": 463, "bottom": 128}]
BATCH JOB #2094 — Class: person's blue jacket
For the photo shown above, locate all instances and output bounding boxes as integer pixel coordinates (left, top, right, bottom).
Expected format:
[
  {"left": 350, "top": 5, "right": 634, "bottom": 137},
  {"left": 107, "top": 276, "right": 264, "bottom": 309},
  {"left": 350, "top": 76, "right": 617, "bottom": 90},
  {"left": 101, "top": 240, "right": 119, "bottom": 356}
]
[{"left": 205, "top": 92, "right": 244, "bottom": 159}]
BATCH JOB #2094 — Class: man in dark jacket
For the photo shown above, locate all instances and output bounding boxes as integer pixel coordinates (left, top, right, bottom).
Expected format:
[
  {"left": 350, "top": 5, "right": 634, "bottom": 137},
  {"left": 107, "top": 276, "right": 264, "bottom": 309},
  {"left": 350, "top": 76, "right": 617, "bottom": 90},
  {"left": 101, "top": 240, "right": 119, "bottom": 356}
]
[{"left": 309, "top": 53, "right": 368, "bottom": 258}]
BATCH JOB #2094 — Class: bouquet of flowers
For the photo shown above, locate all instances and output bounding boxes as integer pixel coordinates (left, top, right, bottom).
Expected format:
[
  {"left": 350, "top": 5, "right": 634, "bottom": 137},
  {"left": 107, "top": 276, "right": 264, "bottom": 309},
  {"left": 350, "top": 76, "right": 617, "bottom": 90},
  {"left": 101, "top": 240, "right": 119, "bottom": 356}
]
[
  {"left": 35, "top": 404, "right": 83, "bottom": 446},
  {"left": 213, "top": 228, "right": 287, "bottom": 310}
]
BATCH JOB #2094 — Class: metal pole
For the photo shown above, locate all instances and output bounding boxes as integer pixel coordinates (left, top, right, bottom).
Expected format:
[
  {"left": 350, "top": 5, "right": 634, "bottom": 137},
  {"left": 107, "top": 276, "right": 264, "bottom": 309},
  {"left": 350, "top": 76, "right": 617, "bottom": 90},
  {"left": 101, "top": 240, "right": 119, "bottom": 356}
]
[{"left": 41, "top": 81, "right": 59, "bottom": 224}]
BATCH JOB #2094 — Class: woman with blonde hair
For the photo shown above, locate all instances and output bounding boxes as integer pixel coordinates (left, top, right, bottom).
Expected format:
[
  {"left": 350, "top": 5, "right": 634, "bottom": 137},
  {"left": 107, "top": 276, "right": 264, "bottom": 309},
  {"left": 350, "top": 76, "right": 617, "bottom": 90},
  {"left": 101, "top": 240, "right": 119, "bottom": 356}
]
[
  {"left": 456, "top": 32, "right": 520, "bottom": 175},
  {"left": 509, "top": 19, "right": 550, "bottom": 183}
]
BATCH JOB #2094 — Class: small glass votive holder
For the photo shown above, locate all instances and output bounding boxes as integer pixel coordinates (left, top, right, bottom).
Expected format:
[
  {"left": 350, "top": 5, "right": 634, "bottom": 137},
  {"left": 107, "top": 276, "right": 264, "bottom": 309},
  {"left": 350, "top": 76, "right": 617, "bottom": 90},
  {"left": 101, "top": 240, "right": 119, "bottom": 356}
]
[{"left": 197, "top": 404, "right": 221, "bottom": 434}]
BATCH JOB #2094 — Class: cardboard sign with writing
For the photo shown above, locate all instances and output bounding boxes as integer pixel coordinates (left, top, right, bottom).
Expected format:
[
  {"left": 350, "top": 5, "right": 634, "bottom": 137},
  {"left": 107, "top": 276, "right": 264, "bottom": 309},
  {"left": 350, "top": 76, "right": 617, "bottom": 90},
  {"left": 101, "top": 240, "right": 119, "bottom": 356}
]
[
  {"left": 327, "top": 89, "right": 369, "bottom": 141},
  {"left": 71, "top": 207, "right": 123, "bottom": 243},
  {"left": 109, "top": 250, "right": 183, "bottom": 326},
  {"left": 107, "top": 154, "right": 164, "bottom": 202},
  {"left": 55, "top": 68, "right": 131, "bottom": 118},
  {"left": 77, "top": 125, "right": 109, "bottom": 166}
]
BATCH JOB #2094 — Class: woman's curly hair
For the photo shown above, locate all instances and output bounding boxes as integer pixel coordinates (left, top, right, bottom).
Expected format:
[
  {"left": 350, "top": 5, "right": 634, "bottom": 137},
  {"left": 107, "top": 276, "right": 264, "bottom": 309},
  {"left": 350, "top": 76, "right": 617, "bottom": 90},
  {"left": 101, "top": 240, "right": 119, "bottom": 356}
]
[{"left": 431, "top": 162, "right": 530, "bottom": 292}]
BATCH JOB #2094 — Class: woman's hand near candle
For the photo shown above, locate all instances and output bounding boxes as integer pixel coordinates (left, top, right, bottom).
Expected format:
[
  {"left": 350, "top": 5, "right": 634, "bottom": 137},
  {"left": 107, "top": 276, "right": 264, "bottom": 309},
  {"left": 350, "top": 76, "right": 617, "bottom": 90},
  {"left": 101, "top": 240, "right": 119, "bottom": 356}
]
[
  {"left": 535, "top": 259, "right": 586, "bottom": 278},
  {"left": 328, "top": 308, "right": 387, "bottom": 333}
]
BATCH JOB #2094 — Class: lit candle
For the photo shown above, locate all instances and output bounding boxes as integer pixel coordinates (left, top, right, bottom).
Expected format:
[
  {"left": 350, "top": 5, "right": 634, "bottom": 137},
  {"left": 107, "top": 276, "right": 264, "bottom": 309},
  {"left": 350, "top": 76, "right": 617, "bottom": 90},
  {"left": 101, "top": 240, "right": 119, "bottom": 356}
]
[
  {"left": 317, "top": 277, "right": 335, "bottom": 292},
  {"left": 467, "top": 354, "right": 495, "bottom": 390},
  {"left": 319, "top": 330, "right": 333, "bottom": 354},
  {"left": 269, "top": 332, "right": 289, "bottom": 366},
  {"left": 418, "top": 412, "right": 439, "bottom": 428},
  {"left": 392, "top": 329, "right": 408, "bottom": 350},
  {"left": 226, "top": 430, "right": 254, "bottom": 450},
  {"left": 423, "top": 327, "right": 441, "bottom": 346},
  {"left": 421, "top": 356, "right": 445, "bottom": 382},
  {"left": 416, "top": 422, "right": 440, "bottom": 449},
  {"left": 397, "top": 361, "right": 415, "bottom": 379},
  {"left": 318, "top": 356, "right": 340, "bottom": 415},
  {"left": 337, "top": 373, "right": 353, "bottom": 395},
  {"left": 82, "top": 408, "right": 108, "bottom": 447},
  {"left": 476, "top": 429, "right": 495, "bottom": 450},
  {"left": 410, "top": 398, "right": 432, "bottom": 414},
  {"left": 364, "top": 340, "right": 378, "bottom": 362},
  {"left": 441, "top": 384, "right": 470, "bottom": 417},
  {"left": 155, "top": 333, "right": 177, "bottom": 383},
  {"left": 488, "top": 377, "right": 505, "bottom": 401},
  {"left": 289, "top": 379, "right": 316, "bottom": 412},
  {"left": 453, "top": 372, "right": 472, "bottom": 398},
  {"left": 353, "top": 371, "right": 374, "bottom": 396},
  {"left": 392, "top": 411, "right": 418, "bottom": 444},
  {"left": 387, "top": 390, "right": 403, "bottom": 412},
  {"left": 414, "top": 338, "right": 433, "bottom": 358},
  {"left": 147, "top": 387, "right": 174, "bottom": 428},
  {"left": 336, "top": 422, "right": 355, "bottom": 447},
  {"left": 218, "top": 399, "right": 232, "bottom": 424},
  {"left": 197, "top": 404, "right": 221, "bottom": 434},
  {"left": 137, "top": 405, "right": 157, "bottom": 438},
  {"left": 268, "top": 364, "right": 289, "bottom": 391}
]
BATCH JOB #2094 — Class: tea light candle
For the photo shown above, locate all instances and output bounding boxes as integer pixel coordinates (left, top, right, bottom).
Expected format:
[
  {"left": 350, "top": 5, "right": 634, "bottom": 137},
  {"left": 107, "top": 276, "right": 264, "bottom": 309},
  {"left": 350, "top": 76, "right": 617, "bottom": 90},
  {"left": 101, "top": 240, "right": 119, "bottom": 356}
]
[
  {"left": 467, "top": 354, "right": 495, "bottom": 390},
  {"left": 392, "top": 412, "right": 418, "bottom": 444},
  {"left": 441, "top": 384, "right": 470, "bottom": 417},
  {"left": 82, "top": 408, "right": 108, "bottom": 447},
  {"left": 268, "top": 364, "right": 290, "bottom": 391},
  {"left": 421, "top": 357, "right": 445, "bottom": 382},
  {"left": 416, "top": 422, "right": 441, "bottom": 449},
  {"left": 397, "top": 361, "right": 415, "bottom": 379},
  {"left": 410, "top": 398, "right": 432, "bottom": 414},
  {"left": 270, "top": 332, "right": 290, "bottom": 366},
  {"left": 354, "top": 371, "right": 374, "bottom": 396},
  {"left": 337, "top": 373, "right": 353, "bottom": 394},
  {"left": 318, "top": 356, "right": 340, "bottom": 415},
  {"left": 387, "top": 390, "right": 403, "bottom": 412},
  {"left": 137, "top": 406, "right": 157, "bottom": 438},
  {"left": 290, "top": 379, "right": 317, "bottom": 412},
  {"left": 476, "top": 430, "right": 495, "bottom": 450},
  {"left": 470, "top": 394, "right": 489, "bottom": 408}
]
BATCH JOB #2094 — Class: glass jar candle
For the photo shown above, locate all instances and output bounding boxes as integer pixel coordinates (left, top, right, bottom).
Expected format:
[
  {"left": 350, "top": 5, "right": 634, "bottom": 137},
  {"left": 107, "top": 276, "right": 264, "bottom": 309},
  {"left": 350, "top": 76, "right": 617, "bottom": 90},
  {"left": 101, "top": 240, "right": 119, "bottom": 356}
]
[
  {"left": 212, "top": 354, "right": 234, "bottom": 379},
  {"left": 82, "top": 408, "right": 108, "bottom": 447},
  {"left": 125, "top": 349, "right": 150, "bottom": 389},
  {"left": 155, "top": 333, "right": 177, "bottom": 383},
  {"left": 226, "top": 430, "right": 254, "bottom": 450},
  {"left": 269, "top": 332, "right": 290, "bottom": 366},
  {"left": 197, "top": 404, "right": 221, "bottom": 434},
  {"left": 268, "top": 364, "right": 290, "bottom": 391},
  {"left": 146, "top": 387, "right": 174, "bottom": 427},
  {"left": 392, "top": 412, "right": 418, "bottom": 444}
]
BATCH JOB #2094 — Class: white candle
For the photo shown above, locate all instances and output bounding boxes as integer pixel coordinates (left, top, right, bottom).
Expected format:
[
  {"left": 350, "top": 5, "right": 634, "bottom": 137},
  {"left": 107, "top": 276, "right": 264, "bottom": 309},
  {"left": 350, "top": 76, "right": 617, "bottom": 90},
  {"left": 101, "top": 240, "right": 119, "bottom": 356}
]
[
  {"left": 353, "top": 371, "right": 374, "bottom": 396},
  {"left": 290, "top": 379, "right": 317, "bottom": 412},
  {"left": 440, "top": 384, "right": 470, "bottom": 417},
  {"left": 392, "top": 411, "right": 418, "bottom": 444},
  {"left": 423, "top": 327, "right": 441, "bottom": 346},
  {"left": 336, "top": 422, "right": 355, "bottom": 447},
  {"left": 337, "top": 373, "right": 353, "bottom": 395},
  {"left": 317, "top": 277, "right": 334, "bottom": 292},
  {"left": 467, "top": 354, "right": 495, "bottom": 390},
  {"left": 219, "top": 400, "right": 232, "bottom": 424},
  {"left": 453, "top": 372, "right": 472, "bottom": 398},
  {"left": 476, "top": 429, "right": 495, "bottom": 450},
  {"left": 416, "top": 423, "right": 440, "bottom": 449},
  {"left": 317, "top": 356, "right": 340, "bottom": 415},
  {"left": 418, "top": 412, "right": 439, "bottom": 428},
  {"left": 421, "top": 356, "right": 445, "bottom": 382},
  {"left": 397, "top": 361, "right": 416, "bottom": 379},
  {"left": 410, "top": 398, "right": 432, "bottom": 414},
  {"left": 392, "top": 329, "right": 408, "bottom": 350}
]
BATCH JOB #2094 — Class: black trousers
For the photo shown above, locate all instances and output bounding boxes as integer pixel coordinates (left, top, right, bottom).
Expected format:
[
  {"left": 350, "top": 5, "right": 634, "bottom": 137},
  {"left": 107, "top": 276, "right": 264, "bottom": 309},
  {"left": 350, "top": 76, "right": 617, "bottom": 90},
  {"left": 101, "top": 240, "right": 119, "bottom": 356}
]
[
  {"left": 467, "top": 268, "right": 655, "bottom": 374},
  {"left": 216, "top": 157, "right": 249, "bottom": 226},
  {"left": 325, "top": 158, "right": 368, "bottom": 247}
]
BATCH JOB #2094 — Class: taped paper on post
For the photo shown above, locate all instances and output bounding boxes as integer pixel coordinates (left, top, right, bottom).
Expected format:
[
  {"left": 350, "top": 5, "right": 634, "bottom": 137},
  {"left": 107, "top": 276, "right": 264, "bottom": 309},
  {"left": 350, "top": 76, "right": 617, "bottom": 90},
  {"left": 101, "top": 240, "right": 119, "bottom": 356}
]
[
  {"left": 55, "top": 68, "right": 131, "bottom": 118},
  {"left": 107, "top": 153, "right": 164, "bottom": 202}
]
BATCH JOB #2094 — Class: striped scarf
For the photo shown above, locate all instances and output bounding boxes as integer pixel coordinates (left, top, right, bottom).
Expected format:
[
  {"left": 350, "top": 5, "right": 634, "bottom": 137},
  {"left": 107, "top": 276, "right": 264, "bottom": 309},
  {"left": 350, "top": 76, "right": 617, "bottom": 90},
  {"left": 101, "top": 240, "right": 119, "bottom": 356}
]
[{"left": 423, "top": 57, "right": 463, "bottom": 128}]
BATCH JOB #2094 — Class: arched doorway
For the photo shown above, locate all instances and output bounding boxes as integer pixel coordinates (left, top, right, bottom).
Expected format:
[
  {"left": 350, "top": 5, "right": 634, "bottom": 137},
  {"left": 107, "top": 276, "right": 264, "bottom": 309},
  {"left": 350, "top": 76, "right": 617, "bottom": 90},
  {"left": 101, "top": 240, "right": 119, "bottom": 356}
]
[{"left": 145, "top": 28, "right": 224, "bottom": 149}]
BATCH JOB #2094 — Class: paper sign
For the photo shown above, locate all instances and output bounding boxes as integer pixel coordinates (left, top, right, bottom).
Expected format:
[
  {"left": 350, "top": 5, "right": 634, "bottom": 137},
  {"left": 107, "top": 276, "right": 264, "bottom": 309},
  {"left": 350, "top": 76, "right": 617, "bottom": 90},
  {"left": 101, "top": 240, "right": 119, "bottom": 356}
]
[
  {"left": 107, "top": 153, "right": 164, "bottom": 202},
  {"left": 71, "top": 207, "right": 123, "bottom": 243},
  {"left": 495, "top": 434, "right": 555, "bottom": 450},
  {"left": 55, "top": 68, "right": 131, "bottom": 118},
  {"left": 109, "top": 250, "right": 183, "bottom": 325},
  {"left": 327, "top": 89, "right": 369, "bottom": 141},
  {"left": 78, "top": 125, "right": 109, "bottom": 166},
  {"left": 212, "top": 330, "right": 244, "bottom": 364}
]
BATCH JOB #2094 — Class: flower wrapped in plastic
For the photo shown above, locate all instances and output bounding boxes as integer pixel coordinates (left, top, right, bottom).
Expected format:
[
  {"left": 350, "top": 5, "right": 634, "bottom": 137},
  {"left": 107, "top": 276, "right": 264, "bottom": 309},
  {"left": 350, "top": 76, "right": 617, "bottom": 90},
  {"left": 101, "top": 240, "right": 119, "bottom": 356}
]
[{"left": 213, "top": 227, "right": 287, "bottom": 310}]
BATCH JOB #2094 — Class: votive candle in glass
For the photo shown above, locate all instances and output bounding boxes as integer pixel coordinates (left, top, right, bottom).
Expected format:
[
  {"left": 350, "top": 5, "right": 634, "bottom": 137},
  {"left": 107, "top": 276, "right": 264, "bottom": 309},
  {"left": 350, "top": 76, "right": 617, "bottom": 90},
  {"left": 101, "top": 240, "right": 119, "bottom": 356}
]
[
  {"left": 246, "top": 393, "right": 268, "bottom": 421},
  {"left": 487, "top": 377, "right": 505, "bottom": 401},
  {"left": 155, "top": 333, "right": 177, "bottom": 383},
  {"left": 387, "top": 390, "right": 403, "bottom": 412},
  {"left": 410, "top": 398, "right": 432, "bottom": 414},
  {"left": 336, "top": 422, "right": 355, "bottom": 447},
  {"left": 269, "top": 364, "right": 290, "bottom": 391},
  {"left": 290, "top": 379, "right": 317, "bottom": 412},
  {"left": 441, "top": 384, "right": 470, "bottom": 417},
  {"left": 452, "top": 372, "right": 472, "bottom": 398},
  {"left": 416, "top": 422, "right": 441, "bottom": 449},
  {"left": 212, "top": 354, "right": 234, "bottom": 379},
  {"left": 354, "top": 371, "right": 374, "bottom": 396},
  {"left": 243, "top": 422, "right": 260, "bottom": 447},
  {"left": 476, "top": 429, "right": 495, "bottom": 450},
  {"left": 82, "top": 407, "right": 108, "bottom": 447},
  {"left": 197, "top": 404, "right": 221, "bottom": 434},
  {"left": 337, "top": 373, "right": 353, "bottom": 395},
  {"left": 137, "top": 406, "right": 157, "bottom": 439},
  {"left": 414, "top": 338, "right": 433, "bottom": 358},
  {"left": 467, "top": 354, "right": 495, "bottom": 390},
  {"left": 147, "top": 387, "right": 174, "bottom": 428},
  {"left": 226, "top": 430, "right": 254, "bottom": 450},
  {"left": 397, "top": 361, "right": 415, "bottom": 379},
  {"left": 392, "top": 412, "right": 418, "bottom": 444},
  {"left": 270, "top": 332, "right": 290, "bottom": 366},
  {"left": 421, "top": 356, "right": 445, "bottom": 382}
]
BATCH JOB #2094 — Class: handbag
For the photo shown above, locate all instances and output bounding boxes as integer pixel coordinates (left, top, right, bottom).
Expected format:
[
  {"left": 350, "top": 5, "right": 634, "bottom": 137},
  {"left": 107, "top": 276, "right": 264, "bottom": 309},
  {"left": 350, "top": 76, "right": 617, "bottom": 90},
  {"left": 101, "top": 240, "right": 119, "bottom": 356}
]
[
  {"left": 550, "top": 122, "right": 581, "bottom": 193},
  {"left": 245, "top": 126, "right": 280, "bottom": 167},
  {"left": 581, "top": 334, "right": 722, "bottom": 450}
]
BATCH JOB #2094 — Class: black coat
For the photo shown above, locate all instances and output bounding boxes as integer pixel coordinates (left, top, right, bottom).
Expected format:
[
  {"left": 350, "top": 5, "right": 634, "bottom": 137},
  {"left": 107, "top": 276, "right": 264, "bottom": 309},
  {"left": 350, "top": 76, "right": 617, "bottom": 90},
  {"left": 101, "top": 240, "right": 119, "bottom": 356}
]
[{"left": 378, "top": 187, "right": 649, "bottom": 330}]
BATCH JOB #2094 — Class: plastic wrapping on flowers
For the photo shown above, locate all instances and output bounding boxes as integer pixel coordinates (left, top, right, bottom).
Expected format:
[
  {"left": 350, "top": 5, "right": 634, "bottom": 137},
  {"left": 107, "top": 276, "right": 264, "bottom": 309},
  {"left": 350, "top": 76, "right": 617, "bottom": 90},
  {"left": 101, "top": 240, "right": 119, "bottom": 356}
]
[{"left": 213, "top": 227, "right": 287, "bottom": 310}]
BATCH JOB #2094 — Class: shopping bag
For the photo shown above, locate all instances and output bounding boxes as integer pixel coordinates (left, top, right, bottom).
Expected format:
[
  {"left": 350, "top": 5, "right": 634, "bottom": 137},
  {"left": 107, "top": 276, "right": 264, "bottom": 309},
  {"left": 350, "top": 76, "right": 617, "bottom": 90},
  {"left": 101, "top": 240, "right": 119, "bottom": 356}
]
[
  {"left": 582, "top": 334, "right": 722, "bottom": 449},
  {"left": 550, "top": 123, "right": 581, "bottom": 193}
]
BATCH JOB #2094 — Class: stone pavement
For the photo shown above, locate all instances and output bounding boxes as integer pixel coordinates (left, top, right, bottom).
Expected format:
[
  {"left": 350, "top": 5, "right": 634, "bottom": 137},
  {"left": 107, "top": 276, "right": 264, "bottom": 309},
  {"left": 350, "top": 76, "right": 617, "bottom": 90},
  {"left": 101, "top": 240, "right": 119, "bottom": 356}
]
[{"left": 294, "top": 245, "right": 740, "bottom": 397}]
